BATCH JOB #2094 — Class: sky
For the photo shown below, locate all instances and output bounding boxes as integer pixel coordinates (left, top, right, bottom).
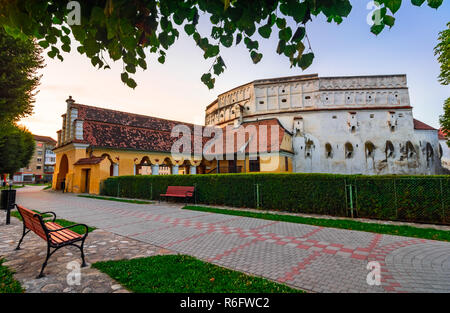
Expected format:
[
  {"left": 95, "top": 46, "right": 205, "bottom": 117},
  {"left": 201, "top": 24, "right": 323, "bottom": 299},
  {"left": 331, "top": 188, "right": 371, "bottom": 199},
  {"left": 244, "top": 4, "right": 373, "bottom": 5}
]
[{"left": 19, "top": 1, "right": 450, "bottom": 139}]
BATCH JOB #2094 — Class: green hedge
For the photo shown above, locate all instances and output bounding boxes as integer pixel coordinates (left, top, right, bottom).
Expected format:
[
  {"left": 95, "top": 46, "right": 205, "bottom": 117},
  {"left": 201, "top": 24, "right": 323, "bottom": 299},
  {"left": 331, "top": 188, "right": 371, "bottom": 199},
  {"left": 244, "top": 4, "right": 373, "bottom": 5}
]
[{"left": 100, "top": 173, "right": 450, "bottom": 225}]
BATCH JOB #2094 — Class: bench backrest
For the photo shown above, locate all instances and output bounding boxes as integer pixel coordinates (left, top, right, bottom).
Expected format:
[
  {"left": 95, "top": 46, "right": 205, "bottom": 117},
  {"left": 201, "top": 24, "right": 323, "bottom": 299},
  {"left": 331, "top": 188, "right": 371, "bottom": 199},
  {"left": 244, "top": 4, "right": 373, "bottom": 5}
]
[
  {"left": 16, "top": 205, "right": 48, "bottom": 241},
  {"left": 166, "top": 186, "right": 195, "bottom": 196}
]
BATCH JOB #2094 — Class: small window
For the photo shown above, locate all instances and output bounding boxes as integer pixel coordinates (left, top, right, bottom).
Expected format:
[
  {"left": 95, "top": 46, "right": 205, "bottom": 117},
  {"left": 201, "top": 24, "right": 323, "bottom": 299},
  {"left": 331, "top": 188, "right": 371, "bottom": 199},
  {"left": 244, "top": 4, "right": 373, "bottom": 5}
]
[
  {"left": 281, "top": 99, "right": 287, "bottom": 103},
  {"left": 284, "top": 156, "right": 289, "bottom": 171},
  {"left": 282, "top": 89, "right": 285, "bottom": 93},
  {"left": 249, "top": 157, "right": 260, "bottom": 172},
  {"left": 370, "top": 114, "right": 374, "bottom": 118},
  {"left": 345, "top": 142, "right": 354, "bottom": 159},
  {"left": 325, "top": 143, "right": 333, "bottom": 159},
  {"left": 332, "top": 115, "right": 337, "bottom": 119},
  {"left": 259, "top": 101, "right": 264, "bottom": 104},
  {"left": 36, "top": 166, "right": 41, "bottom": 170},
  {"left": 305, "top": 96, "right": 311, "bottom": 100}
]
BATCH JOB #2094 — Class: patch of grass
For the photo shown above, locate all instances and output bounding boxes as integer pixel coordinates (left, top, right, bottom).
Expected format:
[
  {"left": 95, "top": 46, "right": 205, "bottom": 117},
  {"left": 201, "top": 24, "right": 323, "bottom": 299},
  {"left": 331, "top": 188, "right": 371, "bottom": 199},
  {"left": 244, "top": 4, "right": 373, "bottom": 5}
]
[
  {"left": 0, "top": 259, "right": 24, "bottom": 293},
  {"left": 10, "top": 210, "right": 95, "bottom": 235},
  {"left": 43, "top": 184, "right": 52, "bottom": 190},
  {"left": 183, "top": 206, "right": 450, "bottom": 242},
  {"left": 92, "top": 255, "right": 302, "bottom": 293},
  {"left": 78, "top": 195, "right": 152, "bottom": 204},
  {"left": 0, "top": 185, "right": 24, "bottom": 190}
]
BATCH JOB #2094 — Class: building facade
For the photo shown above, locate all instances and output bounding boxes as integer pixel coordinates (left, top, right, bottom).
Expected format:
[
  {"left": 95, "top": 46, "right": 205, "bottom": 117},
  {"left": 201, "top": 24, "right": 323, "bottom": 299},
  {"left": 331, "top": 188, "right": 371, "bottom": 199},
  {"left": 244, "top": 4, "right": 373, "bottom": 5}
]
[
  {"left": 205, "top": 74, "right": 443, "bottom": 175},
  {"left": 13, "top": 135, "right": 57, "bottom": 183}
]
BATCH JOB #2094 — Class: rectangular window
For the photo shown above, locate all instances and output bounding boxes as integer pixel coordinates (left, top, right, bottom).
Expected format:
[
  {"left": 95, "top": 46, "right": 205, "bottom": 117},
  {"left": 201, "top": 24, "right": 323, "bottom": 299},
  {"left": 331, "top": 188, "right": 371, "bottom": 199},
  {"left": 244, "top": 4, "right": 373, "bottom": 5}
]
[
  {"left": 285, "top": 156, "right": 289, "bottom": 171},
  {"left": 37, "top": 158, "right": 42, "bottom": 162},
  {"left": 36, "top": 166, "right": 41, "bottom": 170},
  {"left": 249, "top": 157, "right": 260, "bottom": 172},
  {"left": 37, "top": 150, "right": 43, "bottom": 155}
]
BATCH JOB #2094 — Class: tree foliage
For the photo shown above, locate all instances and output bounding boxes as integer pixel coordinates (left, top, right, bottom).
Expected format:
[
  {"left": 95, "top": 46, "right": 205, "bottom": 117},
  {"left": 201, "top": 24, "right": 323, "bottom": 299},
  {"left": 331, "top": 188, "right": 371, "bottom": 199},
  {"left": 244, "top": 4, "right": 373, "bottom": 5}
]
[
  {"left": 0, "top": 124, "right": 35, "bottom": 176},
  {"left": 439, "top": 98, "right": 450, "bottom": 147},
  {"left": 435, "top": 22, "right": 449, "bottom": 146},
  {"left": 0, "top": 27, "right": 44, "bottom": 123},
  {"left": 435, "top": 22, "right": 450, "bottom": 86},
  {"left": 0, "top": 0, "right": 443, "bottom": 89}
]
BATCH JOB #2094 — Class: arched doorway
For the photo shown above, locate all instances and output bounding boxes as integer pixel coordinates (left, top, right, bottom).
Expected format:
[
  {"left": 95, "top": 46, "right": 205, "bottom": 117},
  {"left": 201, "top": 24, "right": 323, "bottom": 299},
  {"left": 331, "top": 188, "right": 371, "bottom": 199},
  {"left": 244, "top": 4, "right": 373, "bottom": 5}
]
[{"left": 56, "top": 154, "right": 68, "bottom": 190}]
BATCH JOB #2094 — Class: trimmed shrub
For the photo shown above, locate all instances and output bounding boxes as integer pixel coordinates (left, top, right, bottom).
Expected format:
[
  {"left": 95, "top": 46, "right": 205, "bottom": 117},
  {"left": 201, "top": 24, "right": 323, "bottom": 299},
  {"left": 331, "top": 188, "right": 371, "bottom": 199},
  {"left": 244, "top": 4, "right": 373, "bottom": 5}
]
[{"left": 101, "top": 173, "right": 450, "bottom": 225}]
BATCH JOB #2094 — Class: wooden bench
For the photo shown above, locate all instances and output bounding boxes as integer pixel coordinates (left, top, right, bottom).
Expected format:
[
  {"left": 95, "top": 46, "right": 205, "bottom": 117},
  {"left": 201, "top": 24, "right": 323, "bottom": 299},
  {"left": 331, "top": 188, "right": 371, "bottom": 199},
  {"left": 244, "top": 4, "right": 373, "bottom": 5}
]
[
  {"left": 160, "top": 186, "right": 195, "bottom": 204},
  {"left": 15, "top": 205, "right": 89, "bottom": 278}
]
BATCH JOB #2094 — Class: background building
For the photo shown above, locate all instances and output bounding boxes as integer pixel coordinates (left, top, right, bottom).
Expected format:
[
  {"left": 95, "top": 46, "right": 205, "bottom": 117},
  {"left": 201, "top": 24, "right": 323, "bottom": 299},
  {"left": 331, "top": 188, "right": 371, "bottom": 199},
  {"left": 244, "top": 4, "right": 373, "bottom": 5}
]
[
  {"left": 13, "top": 135, "right": 57, "bottom": 183},
  {"left": 439, "top": 129, "right": 449, "bottom": 171},
  {"left": 205, "top": 74, "right": 443, "bottom": 175}
]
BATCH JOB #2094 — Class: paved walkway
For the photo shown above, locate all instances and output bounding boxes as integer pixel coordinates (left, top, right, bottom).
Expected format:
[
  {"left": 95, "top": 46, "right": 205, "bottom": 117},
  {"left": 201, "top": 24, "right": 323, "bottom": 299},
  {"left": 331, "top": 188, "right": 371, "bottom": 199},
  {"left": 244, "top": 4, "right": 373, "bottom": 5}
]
[{"left": 5, "top": 186, "right": 450, "bottom": 293}]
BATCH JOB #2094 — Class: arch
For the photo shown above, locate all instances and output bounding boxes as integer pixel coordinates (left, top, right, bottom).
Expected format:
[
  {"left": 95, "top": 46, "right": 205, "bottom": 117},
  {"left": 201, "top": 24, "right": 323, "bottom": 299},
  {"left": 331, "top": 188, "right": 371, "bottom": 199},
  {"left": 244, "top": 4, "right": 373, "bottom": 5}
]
[
  {"left": 56, "top": 154, "right": 68, "bottom": 190},
  {"left": 439, "top": 143, "right": 443, "bottom": 159},
  {"left": 325, "top": 143, "right": 333, "bottom": 158},
  {"left": 385, "top": 141, "right": 395, "bottom": 158},
  {"left": 345, "top": 142, "right": 354, "bottom": 159},
  {"left": 305, "top": 139, "right": 314, "bottom": 158},
  {"left": 101, "top": 153, "right": 116, "bottom": 176},
  {"left": 426, "top": 142, "right": 434, "bottom": 167},
  {"left": 365, "top": 141, "right": 375, "bottom": 158},
  {"left": 406, "top": 141, "right": 416, "bottom": 158}
]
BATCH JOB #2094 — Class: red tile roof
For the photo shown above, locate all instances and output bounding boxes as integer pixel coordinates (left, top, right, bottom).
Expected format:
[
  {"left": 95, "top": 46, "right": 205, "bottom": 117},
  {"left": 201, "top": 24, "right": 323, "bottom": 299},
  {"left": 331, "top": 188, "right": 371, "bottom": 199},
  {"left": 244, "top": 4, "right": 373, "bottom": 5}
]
[
  {"left": 33, "top": 135, "right": 57, "bottom": 145},
  {"left": 70, "top": 103, "right": 207, "bottom": 153},
  {"left": 439, "top": 128, "right": 448, "bottom": 140},
  {"left": 413, "top": 119, "right": 437, "bottom": 131},
  {"left": 73, "top": 156, "right": 105, "bottom": 165}
]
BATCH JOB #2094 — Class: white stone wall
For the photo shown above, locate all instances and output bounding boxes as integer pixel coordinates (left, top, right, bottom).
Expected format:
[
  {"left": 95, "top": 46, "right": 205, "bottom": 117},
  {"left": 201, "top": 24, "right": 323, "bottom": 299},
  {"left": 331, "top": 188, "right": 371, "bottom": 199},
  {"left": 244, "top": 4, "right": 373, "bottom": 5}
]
[
  {"left": 439, "top": 139, "right": 450, "bottom": 170},
  {"left": 205, "top": 74, "right": 442, "bottom": 175}
]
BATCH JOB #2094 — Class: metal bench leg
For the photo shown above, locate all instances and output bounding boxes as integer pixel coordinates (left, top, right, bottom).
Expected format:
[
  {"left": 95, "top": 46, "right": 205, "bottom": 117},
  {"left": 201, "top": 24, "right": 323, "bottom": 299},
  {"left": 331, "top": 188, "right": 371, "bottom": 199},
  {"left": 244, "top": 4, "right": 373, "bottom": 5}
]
[
  {"left": 38, "top": 245, "right": 52, "bottom": 278},
  {"left": 80, "top": 238, "right": 87, "bottom": 267},
  {"left": 15, "top": 227, "right": 30, "bottom": 250}
]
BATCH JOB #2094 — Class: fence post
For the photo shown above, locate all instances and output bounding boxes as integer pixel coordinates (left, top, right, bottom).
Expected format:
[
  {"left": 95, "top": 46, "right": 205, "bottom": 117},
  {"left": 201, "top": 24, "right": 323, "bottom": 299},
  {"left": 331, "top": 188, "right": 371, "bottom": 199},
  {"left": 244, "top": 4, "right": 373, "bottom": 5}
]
[
  {"left": 348, "top": 184, "right": 354, "bottom": 218},
  {"left": 440, "top": 178, "right": 444, "bottom": 223}
]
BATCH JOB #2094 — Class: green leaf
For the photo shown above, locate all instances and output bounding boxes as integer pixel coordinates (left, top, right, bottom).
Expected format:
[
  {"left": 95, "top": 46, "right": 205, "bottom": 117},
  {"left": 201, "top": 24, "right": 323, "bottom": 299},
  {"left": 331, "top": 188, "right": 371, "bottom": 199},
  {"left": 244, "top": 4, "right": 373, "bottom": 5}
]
[
  {"left": 250, "top": 51, "right": 263, "bottom": 64},
  {"left": 411, "top": 0, "right": 425, "bottom": 5},
  {"left": 276, "top": 18, "right": 286, "bottom": 29},
  {"left": 236, "top": 33, "right": 242, "bottom": 45},
  {"left": 383, "top": 0, "right": 402, "bottom": 13},
  {"left": 258, "top": 25, "right": 272, "bottom": 39},
  {"left": 298, "top": 53, "right": 314, "bottom": 70},
  {"left": 126, "top": 77, "right": 137, "bottom": 89},
  {"left": 121, "top": 72, "right": 128, "bottom": 83},
  {"left": 276, "top": 40, "right": 286, "bottom": 55},
  {"left": 371, "top": 23, "right": 385, "bottom": 35},
  {"left": 427, "top": 0, "right": 443, "bottom": 8},
  {"left": 138, "top": 58, "right": 147, "bottom": 70},
  {"left": 291, "top": 27, "right": 306, "bottom": 43},
  {"left": 38, "top": 40, "right": 49, "bottom": 49},
  {"left": 279, "top": 27, "right": 292, "bottom": 42},
  {"left": 158, "top": 55, "right": 165, "bottom": 64},
  {"left": 383, "top": 15, "right": 395, "bottom": 27},
  {"left": 220, "top": 34, "right": 233, "bottom": 47},
  {"left": 184, "top": 24, "right": 195, "bottom": 36}
]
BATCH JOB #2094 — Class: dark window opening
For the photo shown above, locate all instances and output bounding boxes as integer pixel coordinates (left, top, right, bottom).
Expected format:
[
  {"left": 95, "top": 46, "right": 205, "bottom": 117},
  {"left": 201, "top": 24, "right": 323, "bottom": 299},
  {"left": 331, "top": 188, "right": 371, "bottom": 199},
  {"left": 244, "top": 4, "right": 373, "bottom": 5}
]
[
  {"left": 249, "top": 157, "right": 260, "bottom": 172},
  {"left": 345, "top": 142, "right": 354, "bottom": 159}
]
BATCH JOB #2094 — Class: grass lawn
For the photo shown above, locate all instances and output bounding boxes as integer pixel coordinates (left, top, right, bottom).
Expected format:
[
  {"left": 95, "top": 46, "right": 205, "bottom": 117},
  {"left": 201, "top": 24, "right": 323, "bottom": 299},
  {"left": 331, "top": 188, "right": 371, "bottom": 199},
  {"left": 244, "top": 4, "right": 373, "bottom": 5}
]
[
  {"left": 0, "top": 259, "right": 23, "bottom": 293},
  {"left": 0, "top": 185, "right": 24, "bottom": 190},
  {"left": 92, "top": 255, "right": 302, "bottom": 293},
  {"left": 43, "top": 184, "right": 52, "bottom": 190},
  {"left": 10, "top": 210, "right": 95, "bottom": 235},
  {"left": 78, "top": 195, "right": 152, "bottom": 204},
  {"left": 183, "top": 206, "right": 450, "bottom": 242}
]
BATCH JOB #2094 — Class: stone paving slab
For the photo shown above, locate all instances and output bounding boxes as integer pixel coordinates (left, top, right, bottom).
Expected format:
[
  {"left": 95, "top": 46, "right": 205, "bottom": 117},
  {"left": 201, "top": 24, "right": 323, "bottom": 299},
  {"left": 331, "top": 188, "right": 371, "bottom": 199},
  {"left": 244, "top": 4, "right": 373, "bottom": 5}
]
[
  {"left": 10, "top": 187, "right": 450, "bottom": 293},
  {"left": 0, "top": 211, "right": 173, "bottom": 293}
]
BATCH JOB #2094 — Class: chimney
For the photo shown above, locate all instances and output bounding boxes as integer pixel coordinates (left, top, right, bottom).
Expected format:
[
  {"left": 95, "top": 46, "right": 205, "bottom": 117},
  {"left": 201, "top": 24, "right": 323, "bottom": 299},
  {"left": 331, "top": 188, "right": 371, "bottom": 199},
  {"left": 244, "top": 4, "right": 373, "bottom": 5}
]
[{"left": 66, "top": 95, "right": 75, "bottom": 107}]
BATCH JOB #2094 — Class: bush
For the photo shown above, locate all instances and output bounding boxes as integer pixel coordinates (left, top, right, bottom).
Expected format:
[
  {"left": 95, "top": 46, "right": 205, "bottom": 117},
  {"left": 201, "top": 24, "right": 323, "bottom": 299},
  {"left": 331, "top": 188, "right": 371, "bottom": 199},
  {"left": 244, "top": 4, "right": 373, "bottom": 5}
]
[{"left": 101, "top": 173, "right": 450, "bottom": 225}]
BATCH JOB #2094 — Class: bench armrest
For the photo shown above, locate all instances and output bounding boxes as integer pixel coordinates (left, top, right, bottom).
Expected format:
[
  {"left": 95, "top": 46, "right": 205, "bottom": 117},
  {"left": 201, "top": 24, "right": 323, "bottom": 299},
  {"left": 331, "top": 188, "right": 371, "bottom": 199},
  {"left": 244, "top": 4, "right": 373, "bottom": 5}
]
[
  {"left": 39, "top": 211, "right": 57, "bottom": 222},
  {"left": 48, "top": 223, "right": 89, "bottom": 237}
]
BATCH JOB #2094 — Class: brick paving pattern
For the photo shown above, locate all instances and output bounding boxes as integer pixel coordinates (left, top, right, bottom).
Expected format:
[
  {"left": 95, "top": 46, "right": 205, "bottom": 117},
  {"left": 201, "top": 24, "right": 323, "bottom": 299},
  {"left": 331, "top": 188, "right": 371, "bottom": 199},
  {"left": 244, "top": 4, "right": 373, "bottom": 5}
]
[{"left": 2, "top": 186, "right": 449, "bottom": 293}]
